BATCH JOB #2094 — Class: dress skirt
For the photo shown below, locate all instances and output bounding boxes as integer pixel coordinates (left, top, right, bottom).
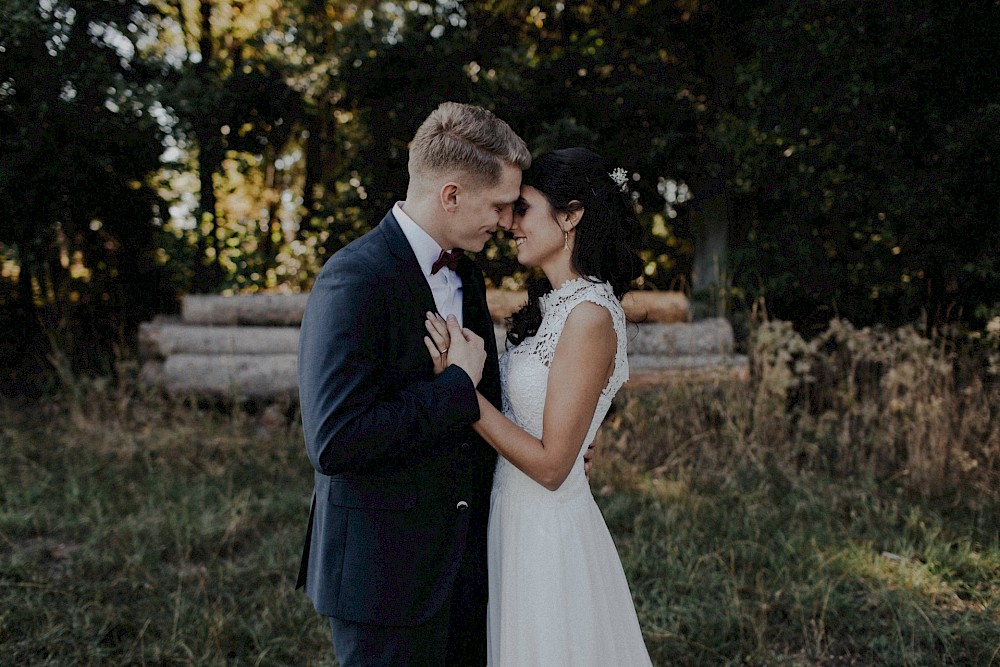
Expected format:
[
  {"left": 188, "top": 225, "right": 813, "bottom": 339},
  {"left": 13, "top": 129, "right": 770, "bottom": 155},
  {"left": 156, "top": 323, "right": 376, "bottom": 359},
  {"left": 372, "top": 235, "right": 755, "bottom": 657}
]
[{"left": 486, "top": 456, "right": 653, "bottom": 666}]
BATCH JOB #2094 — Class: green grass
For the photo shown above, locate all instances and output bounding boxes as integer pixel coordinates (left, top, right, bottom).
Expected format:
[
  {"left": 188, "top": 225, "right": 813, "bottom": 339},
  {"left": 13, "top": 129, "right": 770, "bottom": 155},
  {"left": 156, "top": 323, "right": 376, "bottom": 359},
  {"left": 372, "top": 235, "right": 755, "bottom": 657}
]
[
  {"left": 603, "top": 466, "right": 1000, "bottom": 665},
  {"left": 1, "top": 378, "right": 998, "bottom": 666},
  {"left": 0, "top": 395, "right": 332, "bottom": 666}
]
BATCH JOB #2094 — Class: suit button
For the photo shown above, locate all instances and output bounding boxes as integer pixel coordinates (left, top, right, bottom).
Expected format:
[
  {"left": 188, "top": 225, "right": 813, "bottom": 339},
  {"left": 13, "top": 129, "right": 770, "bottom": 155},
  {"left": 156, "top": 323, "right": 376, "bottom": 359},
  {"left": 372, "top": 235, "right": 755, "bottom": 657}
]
[
  {"left": 460, "top": 442, "right": 470, "bottom": 453},
  {"left": 456, "top": 500, "right": 469, "bottom": 512}
]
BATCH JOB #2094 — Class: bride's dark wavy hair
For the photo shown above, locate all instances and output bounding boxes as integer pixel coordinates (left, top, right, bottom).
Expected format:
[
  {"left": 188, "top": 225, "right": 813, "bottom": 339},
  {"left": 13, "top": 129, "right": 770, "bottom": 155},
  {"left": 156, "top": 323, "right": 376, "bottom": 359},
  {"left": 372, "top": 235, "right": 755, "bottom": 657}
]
[{"left": 507, "top": 147, "right": 645, "bottom": 346}]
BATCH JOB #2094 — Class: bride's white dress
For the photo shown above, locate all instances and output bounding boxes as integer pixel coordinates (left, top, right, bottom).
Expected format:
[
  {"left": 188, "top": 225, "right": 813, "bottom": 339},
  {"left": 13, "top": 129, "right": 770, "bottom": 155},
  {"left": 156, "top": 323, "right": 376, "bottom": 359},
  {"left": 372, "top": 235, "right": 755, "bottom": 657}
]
[{"left": 487, "top": 277, "right": 653, "bottom": 666}]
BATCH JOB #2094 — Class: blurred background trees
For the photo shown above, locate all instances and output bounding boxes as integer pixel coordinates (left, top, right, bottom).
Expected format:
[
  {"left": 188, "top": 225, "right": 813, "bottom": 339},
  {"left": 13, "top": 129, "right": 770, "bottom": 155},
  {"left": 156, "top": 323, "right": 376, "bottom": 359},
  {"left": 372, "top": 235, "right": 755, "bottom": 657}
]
[
  {"left": 1, "top": 0, "right": 174, "bottom": 391},
  {"left": 726, "top": 0, "right": 1000, "bottom": 332},
  {"left": 2, "top": 0, "right": 998, "bottom": 392}
]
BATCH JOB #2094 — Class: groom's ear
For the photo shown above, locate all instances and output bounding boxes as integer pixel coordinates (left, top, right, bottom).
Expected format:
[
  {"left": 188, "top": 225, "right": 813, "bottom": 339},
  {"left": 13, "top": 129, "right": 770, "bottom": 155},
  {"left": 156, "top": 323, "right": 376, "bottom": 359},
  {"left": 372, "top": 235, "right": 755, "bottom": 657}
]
[{"left": 440, "top": 182, "right": 460, "bottom": 213}]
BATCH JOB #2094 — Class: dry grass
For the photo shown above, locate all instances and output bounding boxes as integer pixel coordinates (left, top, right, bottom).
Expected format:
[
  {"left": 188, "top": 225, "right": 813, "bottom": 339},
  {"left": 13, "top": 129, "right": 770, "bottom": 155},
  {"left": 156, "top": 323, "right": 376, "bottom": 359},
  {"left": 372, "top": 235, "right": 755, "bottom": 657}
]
[{"left": 604, "top": 318, "right": 1000, "bottom": 504}]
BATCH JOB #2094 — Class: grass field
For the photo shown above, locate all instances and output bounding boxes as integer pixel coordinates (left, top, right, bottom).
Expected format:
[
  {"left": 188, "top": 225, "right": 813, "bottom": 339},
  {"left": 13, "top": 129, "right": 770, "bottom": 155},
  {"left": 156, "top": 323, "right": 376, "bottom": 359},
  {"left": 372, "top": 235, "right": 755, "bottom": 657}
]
[{"left": 2, "top": 320, "right": 999, "bottom": 665}]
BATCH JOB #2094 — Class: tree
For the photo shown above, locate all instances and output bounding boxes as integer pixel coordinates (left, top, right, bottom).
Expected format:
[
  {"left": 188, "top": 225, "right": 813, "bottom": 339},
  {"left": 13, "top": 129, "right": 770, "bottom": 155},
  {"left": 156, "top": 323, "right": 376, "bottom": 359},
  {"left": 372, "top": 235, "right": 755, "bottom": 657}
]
[
  {"left": 152, "top": 0, "right": 305, "bottom": 291},
  {"left": 298, "top": 0, "right": 712, "bottom": 289},
  {"left": 0, "top": 0, "right": 173, "bottom": 391},
  {"left": 724, "top": 0, "right": 1000, "bottom": 330}
]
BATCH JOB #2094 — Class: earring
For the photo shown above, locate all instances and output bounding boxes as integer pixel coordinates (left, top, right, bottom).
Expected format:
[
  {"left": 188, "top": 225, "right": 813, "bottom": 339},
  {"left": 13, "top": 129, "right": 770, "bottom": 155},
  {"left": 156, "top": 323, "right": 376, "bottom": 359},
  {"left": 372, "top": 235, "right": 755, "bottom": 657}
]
[{"left": 563, "top": 230, "right": 570, "bottom": 250}]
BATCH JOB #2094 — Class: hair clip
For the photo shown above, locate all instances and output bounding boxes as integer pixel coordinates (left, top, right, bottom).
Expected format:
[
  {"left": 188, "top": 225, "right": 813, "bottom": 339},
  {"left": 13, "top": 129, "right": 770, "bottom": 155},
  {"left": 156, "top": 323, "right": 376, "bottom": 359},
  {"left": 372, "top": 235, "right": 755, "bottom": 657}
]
[{"left": 609, "top": 167, "right": 628, "bottom": 191}]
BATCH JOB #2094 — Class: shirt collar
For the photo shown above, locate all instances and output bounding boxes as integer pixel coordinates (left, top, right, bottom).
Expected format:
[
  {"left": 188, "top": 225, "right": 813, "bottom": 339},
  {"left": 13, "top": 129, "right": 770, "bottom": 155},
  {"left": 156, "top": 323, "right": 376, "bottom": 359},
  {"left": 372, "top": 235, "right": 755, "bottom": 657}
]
[{"left": 393, "top": 202, "right": 449, "bottom": 277}]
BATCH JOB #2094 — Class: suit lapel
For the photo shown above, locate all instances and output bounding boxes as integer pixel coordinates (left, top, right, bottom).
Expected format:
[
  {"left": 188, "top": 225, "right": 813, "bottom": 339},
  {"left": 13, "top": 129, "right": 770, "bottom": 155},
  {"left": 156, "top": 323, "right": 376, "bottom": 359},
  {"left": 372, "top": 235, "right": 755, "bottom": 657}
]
[
  {"left": 456, "top": 256, "right": 488, "bottom": 340},
  {"left": 457, "top": 256, "right": 502, "bottom": 408},
  {"left": 380, "top": 211, "right": 437, "bottom": 317}
]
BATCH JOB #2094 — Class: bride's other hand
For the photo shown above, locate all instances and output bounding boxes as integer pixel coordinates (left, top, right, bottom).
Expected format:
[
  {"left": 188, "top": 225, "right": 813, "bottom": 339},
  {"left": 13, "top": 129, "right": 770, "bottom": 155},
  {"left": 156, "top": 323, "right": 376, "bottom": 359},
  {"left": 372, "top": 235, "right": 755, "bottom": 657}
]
[{"left": 424, "top": 312, "right": 451, "bottom": 375}]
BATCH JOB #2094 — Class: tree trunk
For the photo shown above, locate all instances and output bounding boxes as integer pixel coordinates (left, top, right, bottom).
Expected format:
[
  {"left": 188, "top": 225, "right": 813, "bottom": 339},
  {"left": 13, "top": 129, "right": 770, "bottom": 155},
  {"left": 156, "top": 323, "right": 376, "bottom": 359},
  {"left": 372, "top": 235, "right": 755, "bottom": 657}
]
[
  {"left": 690, "top": 194, "right": 730, "bottom": 296},
  {"left": 689, "top": 11, "right": 739, "bottom": 317},
  {"left": 191, "top": 0, "right": 224, "bottom": 293},
  {"left": 261, "top": 144, "right": 280, "bottom": 262},
  {"left": 15, "top": 249, "right": 37, "bottom": 324},
  {"left": 300, "top": 110, "right": 324, "bottom": 238},
  {"left": 192, "top": 130, "right": 224, "bottom": 293}
]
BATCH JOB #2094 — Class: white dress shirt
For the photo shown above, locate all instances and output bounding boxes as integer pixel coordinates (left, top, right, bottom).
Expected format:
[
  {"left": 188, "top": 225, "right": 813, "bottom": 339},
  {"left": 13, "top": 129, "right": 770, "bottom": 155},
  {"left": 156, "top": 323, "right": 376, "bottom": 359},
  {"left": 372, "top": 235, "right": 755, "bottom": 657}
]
[{"left": 393, "top": 202, "right": 463, "bottom": 326}]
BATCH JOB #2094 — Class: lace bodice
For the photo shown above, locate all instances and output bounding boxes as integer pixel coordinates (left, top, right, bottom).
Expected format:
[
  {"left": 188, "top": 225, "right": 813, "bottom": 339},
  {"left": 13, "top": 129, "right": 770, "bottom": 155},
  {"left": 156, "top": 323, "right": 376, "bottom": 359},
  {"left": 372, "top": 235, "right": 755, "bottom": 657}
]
[{"left": 497, "top": 278, "right": 629, "bottom": 490}]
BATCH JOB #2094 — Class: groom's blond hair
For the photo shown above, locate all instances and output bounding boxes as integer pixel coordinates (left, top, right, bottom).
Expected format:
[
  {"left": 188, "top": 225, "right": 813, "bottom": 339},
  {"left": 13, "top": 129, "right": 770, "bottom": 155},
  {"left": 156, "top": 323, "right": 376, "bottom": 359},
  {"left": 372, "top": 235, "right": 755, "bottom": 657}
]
[{"left": 409, "top": 102, "right": 531, "bottom": 186}]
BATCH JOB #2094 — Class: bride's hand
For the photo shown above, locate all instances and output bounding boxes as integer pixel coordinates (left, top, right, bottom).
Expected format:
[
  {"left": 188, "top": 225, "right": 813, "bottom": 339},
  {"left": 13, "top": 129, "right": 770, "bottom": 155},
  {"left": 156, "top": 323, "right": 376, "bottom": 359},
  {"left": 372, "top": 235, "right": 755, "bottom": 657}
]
[
  {"left": 424, "top": 312, "right": 451, "bottom": 375},
  {"left": 584, "top": 443, "right": 595, "bottom": 481}
]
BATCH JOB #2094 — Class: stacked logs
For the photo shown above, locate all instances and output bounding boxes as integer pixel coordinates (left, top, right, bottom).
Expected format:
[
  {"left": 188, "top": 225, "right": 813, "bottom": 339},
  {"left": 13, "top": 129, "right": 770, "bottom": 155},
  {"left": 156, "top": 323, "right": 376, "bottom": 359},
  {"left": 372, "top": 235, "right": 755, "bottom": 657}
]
[{"left": 139, "top": 291, "right": 745, "bottom": 401}]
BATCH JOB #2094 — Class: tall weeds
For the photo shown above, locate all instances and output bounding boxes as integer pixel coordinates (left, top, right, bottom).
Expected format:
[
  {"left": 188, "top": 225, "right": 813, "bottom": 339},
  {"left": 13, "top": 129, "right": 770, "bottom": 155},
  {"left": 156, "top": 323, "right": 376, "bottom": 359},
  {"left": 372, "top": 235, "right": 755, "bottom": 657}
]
[{"left": 606, "top": 317, "right": 1000, "bottom": 503}]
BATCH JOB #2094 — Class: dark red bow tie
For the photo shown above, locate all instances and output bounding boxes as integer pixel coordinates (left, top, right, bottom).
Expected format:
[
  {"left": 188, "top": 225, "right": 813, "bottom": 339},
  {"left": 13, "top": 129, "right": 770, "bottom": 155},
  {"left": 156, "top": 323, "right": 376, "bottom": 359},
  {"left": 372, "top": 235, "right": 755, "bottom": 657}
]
[{"left": 431, "top": 248, "right": 463, "bottom": 275}]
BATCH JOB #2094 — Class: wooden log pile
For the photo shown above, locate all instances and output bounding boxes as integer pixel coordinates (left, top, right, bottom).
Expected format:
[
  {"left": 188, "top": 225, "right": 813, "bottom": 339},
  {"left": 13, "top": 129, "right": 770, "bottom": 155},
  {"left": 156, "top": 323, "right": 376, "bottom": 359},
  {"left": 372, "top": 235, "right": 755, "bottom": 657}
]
[{"left": 139, "top": 291, "right": 746, "bottom": 400}]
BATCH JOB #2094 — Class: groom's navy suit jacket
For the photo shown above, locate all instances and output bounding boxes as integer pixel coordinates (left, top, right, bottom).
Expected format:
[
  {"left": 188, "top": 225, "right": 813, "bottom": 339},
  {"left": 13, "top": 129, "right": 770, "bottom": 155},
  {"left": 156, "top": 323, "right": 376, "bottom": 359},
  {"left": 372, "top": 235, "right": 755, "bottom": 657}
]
[{"left": 296, "top": 211, "right": 500, "bottom": 627}]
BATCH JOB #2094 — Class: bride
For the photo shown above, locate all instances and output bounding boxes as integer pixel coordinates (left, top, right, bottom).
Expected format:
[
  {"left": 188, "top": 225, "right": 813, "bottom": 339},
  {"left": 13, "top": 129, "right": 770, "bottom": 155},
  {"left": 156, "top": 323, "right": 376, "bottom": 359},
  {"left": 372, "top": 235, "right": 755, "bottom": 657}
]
[{"left": 424, "top": 147, "right": 653, "bottom": 666}]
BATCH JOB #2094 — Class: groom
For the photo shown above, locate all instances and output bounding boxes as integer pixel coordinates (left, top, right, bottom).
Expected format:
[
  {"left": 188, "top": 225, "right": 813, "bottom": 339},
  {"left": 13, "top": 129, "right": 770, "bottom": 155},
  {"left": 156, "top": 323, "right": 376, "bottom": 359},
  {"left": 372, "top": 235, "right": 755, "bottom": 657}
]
[{"left": 296, "top": 102, "right": 531, "bottom": 665}]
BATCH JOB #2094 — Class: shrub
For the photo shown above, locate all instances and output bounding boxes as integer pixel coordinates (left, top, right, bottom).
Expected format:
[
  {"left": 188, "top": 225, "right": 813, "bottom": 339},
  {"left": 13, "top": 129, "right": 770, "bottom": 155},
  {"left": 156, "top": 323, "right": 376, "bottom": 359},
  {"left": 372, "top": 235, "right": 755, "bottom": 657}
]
[{"left": 604, "top": 319, "right": 1000, "bottom": 503}]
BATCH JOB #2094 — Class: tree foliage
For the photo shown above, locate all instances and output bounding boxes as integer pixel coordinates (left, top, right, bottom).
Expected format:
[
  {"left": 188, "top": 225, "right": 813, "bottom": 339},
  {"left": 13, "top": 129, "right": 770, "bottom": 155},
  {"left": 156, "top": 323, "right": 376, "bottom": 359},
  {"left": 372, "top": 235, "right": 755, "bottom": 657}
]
[
  {"left": 0, "top": 0, "right": 174, "bottom": 392},
  {"left": 724, "top": 0, "right": 1000, "bottom": 330},
  {"left": 1, "top": 0, "right": 998, "bottom": 391}
]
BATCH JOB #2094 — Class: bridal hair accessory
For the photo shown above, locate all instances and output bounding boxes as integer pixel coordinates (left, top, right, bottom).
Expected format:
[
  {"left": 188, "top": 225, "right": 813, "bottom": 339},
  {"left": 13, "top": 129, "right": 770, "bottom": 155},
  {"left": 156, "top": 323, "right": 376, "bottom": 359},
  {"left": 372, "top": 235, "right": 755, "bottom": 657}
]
[{"left": 609, "top": 167, "right": 628, "bottom": 191}]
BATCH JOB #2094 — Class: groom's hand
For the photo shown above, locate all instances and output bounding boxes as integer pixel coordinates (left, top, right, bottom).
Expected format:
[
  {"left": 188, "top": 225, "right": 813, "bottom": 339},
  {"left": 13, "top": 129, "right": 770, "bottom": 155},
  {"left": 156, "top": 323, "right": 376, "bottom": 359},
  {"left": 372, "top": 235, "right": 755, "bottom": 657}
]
[{"left": 445, "top": 315, "right": 486, "bottom": 387}]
